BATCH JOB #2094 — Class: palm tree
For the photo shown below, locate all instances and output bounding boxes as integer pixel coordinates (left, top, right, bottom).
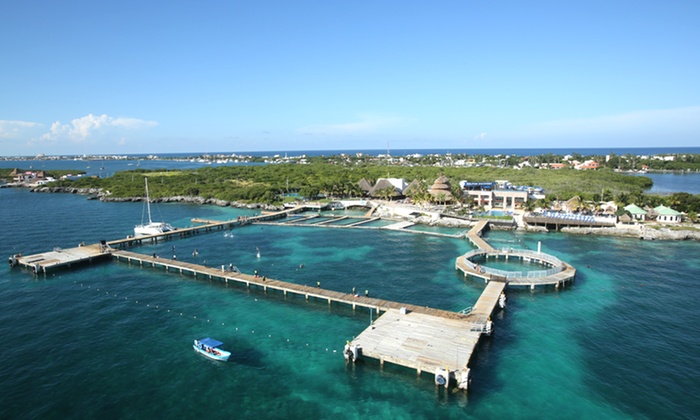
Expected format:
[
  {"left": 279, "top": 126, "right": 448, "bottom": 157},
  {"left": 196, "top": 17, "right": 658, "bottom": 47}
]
[{"left": 615, "top": 192, "right": 629, "bottom": 207}]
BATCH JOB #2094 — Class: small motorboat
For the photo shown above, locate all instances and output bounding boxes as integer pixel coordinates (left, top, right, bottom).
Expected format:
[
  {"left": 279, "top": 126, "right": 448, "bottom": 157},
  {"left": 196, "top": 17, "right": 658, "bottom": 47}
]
[{"left": 193, "top": 337, "right": 231, "bottom": 362}]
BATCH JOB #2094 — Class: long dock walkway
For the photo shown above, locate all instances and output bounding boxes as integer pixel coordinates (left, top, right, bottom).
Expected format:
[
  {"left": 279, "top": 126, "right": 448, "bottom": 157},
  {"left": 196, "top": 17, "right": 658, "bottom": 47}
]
[{"left": 110, "top": 250, "right": 473, "bottom": 320}]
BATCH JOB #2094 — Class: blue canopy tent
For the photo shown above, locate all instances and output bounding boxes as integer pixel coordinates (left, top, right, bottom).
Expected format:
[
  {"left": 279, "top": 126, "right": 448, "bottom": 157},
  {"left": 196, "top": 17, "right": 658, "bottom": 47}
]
[{"left": 198, "top": 338, "right": 223, "bottom": 348}]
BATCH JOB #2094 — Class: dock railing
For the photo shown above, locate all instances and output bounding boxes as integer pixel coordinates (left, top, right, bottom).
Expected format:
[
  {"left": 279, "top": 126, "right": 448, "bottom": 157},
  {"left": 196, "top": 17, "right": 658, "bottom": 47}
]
[{"left": 461, "top": 248, "right": 566, "bottom": 279}]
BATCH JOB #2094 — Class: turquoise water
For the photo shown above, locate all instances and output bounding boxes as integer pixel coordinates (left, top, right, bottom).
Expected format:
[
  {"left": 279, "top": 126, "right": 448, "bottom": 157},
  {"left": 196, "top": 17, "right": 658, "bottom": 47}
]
[
  {"left": 405, "top": 224, "right": 468, "bottom": 236},
  {"left": 2, "top": 188, "right": 700, "bottom": 418},
  {"left": 476, "top": 210, "right": 511, "bottom": 217}
]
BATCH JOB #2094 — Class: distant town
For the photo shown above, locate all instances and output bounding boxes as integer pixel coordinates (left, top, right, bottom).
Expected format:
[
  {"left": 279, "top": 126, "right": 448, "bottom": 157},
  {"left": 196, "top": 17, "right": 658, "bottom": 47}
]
[
  {"left": 1, "top": 151, "right": 699, "bottom": 172},
  {"left": 2, "top": 150, "right": 698, "bottom": 231}
]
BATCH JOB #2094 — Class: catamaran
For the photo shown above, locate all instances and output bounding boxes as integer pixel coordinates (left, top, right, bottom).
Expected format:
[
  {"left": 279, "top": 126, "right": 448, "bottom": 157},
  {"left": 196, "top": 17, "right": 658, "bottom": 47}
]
[
  {"left": 193, "top": 337, "right": 231, "bottom": 361},
  {"left": 134, "top": 178, "right": 174, "bottom": 236}
]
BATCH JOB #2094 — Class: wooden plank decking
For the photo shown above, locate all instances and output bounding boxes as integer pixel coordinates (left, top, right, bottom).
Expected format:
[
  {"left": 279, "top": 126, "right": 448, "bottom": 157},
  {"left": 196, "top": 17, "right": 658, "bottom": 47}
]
[
  {"left": 466, "top": 220, "right": 495, "bottom": 252},
  {"left": 350, "top": 309, "right": 482, "bottom": 374},
  {"left": 12, "top": 244, "right": 111, "bottom": 273},
  {"left": 110, "top": 250, "right": 471, "bottom": 320},
  {"left": 12, "top": 209, "right": 577, "bottom": 390}
]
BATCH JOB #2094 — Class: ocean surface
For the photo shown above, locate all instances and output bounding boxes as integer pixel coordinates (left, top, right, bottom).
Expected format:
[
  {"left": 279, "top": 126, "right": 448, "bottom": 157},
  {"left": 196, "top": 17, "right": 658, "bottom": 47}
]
[
  {"left": 3, "top": 146, "right": 700, "bottom": 160},
  {"left": 1, "top": 187, "right": 699, "bottom": 419}
]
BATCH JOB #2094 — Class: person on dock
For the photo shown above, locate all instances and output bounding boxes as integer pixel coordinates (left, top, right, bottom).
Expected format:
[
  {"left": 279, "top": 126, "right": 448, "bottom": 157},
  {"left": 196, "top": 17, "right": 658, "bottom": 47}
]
[
  {"left": 352, "top": 287, "right": 356, "bottom": 295},
  {"left": 317, "top": 281, "right": 321, "bottom": 288},
  {"left": 365, "top": 289, "right": 369, "bottom": 297},
  {"left": 254, "top": 269, "right": 258, "bottom": 278}
]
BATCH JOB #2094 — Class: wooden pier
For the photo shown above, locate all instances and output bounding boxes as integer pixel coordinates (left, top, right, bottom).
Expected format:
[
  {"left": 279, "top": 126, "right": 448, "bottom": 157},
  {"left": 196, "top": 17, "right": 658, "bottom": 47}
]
[
  {"left": 350, "top": 280, "right": 505, "bottom": 381},
  {"left": 110, "top": 248, "right": 503, "bottom": 387},
  {"left": 10, "top": 209, "right": 576, "bottom": 391},
  {"left": 466, "top": 220, "right": 495, "bottom": 252},
  {"left": 10, "top": 244, "right": 111, "bottom": 273},
  {"left": 110, "top": 250, "right": 471, "bottom": 319}
]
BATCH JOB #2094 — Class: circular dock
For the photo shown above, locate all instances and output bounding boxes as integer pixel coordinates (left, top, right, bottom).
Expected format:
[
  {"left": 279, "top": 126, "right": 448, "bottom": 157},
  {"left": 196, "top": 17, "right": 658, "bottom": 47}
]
[{"left": 455, "top": 248, "right": 576, "bottom": 288}]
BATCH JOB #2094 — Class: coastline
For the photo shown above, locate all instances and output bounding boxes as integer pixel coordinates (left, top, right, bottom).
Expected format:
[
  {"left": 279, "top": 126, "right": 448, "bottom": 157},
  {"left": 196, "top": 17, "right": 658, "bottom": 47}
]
[
  {"left": 25, "top": 186, "right": 700, "bottom": 241},
  {"left": 560, "top": 225, "right": 700, "bottom": 241}
]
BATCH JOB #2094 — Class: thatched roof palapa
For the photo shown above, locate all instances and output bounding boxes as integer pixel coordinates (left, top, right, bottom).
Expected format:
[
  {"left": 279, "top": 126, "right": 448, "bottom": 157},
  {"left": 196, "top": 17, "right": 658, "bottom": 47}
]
[
  {"left": 358, "top": 178, "right": 373, "bottom": 193},
  {"left": 402, "top": 178, "right": 422, "bottom": 196},
  {"left": 429, "top": 175, "right": 453, "bottom": 201},
  {"left": 368, "top": 178, "right": 402, "bottom": 197}
]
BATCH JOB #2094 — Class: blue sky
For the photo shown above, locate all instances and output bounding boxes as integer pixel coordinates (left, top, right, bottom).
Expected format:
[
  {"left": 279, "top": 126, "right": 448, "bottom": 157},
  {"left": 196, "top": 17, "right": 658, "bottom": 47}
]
[{"left": 1, "top": 0, "right": 699, "bottom": 155}]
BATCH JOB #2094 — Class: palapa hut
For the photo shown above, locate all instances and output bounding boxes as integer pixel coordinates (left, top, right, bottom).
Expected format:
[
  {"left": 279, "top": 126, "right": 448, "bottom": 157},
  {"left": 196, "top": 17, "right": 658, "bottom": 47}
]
[
  {"left": 402, "top": 179, "right": 422, "bottom": 197},
  {"left": 563, "top": 196, "right": 582, "bottom": 212},
  {"left": 618, "top": 213, "right": 633, "bottom": 224},
  {"left": 9, "top": 168, "right": 24, "bottom": 182},
  {"left": 429, "top": 175, "right": 453, "bottom": 203},
  {"left": 358, "top": 178, "right": 373, "bottom": 195},
  {"left": 368, "top": 178, "right": 403, "bottom": 199}
]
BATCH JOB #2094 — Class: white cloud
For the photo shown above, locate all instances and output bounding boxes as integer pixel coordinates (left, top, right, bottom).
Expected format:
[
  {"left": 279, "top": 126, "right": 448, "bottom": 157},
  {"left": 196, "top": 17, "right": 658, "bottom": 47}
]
[
  {"left": 299, "top": 114, "right": 403, "bottom": 135},
  {"left": 0, "top": 120, "right": 42, "bottom": 139},
  {"left": 473, "top": 132, "right": 487, "bottom": 140},
  {"left": 40, "top": 113, "right": 158, "bottom": 143}
]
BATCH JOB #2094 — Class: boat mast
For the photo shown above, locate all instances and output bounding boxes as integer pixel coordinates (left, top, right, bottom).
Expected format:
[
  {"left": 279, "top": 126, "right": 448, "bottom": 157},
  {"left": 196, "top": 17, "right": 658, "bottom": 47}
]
[{"left": 145, "top": 178, "right": 153, "bottom": 224}]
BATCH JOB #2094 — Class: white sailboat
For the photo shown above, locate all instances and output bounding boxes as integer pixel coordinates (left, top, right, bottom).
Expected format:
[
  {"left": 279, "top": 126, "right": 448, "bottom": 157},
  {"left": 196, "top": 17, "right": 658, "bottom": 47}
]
[{"left": 134, "top": 178, "right": 174, "bottom": 236}]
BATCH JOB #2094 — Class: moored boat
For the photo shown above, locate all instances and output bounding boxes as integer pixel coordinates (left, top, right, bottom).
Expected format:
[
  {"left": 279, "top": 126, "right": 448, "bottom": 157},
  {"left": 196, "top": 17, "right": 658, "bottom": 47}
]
[
  {"left": 134, "top": 178, "right": 174, "bottom": 236},
  {"left": 193, "top": 337, "right": 231, "bottom": 362}
]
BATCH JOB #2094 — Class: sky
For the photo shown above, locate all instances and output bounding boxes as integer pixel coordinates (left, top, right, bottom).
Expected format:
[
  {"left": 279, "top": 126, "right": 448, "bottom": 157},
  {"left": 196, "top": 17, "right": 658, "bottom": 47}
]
[{"left": 1, "top": 0, "right": 699, "bottom": 156}]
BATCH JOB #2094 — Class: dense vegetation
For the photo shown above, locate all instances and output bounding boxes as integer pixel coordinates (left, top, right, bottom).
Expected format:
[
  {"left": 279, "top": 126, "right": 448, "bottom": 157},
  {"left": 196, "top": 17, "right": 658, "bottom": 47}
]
[
  {"left": 49, "top": 161, "right": 653, "bottom": 202},
  {"left": 6, "top": 157, "right": 699, "bottom": 216}
]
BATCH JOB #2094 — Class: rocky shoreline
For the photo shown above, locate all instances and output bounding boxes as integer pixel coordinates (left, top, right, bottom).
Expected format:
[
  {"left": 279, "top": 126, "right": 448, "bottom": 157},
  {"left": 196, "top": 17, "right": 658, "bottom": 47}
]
[
  {"left": 561, "top": 225, "right": 700, "bottom": 241},
  {"left": 28, "top": 186, "right": 700, "bottom": 241},
  {"left": 30, "top": 186, "right": 284, "bottom": 211}
]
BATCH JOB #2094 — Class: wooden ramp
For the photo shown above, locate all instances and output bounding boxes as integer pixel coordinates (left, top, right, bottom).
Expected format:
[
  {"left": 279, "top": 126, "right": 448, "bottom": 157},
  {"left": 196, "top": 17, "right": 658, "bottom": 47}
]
[
  {"left": 468, "top": 281, "right": 506, "bottom": 322},
  {"left": 466, "top": 220, "right": 494, "bottom": 252}
]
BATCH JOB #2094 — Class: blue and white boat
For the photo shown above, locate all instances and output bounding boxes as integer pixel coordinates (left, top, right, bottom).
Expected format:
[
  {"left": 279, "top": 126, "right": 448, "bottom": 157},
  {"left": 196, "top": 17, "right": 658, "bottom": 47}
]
[{"left": 193, "top": 338, "right": 231, "bottom": 362}]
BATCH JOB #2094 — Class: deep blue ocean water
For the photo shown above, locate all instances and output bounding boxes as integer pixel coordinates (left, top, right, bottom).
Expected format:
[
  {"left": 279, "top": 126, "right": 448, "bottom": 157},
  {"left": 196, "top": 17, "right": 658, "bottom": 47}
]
[{"left": 1, "top": 187, "right": 699, "bottom": 419}]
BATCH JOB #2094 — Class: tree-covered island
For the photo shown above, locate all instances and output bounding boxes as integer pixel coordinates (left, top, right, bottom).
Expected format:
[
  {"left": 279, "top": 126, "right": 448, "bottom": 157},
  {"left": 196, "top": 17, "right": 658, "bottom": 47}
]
[{"left": 23, "top": 153, "right": 700, "bottom": 219}]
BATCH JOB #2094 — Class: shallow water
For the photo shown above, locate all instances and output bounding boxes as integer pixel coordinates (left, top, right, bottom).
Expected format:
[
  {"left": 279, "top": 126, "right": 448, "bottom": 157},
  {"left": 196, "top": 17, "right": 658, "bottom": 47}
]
[{"left": 1, "top": 188, "right": 699, "bottom": 418}]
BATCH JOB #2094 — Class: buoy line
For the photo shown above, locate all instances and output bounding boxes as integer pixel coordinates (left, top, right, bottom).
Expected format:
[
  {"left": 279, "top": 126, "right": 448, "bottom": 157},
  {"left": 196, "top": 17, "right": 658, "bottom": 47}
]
[{"left": 73, "top": 280, "right": 343, "bottom": 356}]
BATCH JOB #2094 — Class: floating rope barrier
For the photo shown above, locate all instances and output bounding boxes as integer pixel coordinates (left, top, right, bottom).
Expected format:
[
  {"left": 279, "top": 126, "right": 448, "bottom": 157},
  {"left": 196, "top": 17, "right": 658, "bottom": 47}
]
[{"left": 73, "top": 280, "right": 344, "bottom": 356}]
